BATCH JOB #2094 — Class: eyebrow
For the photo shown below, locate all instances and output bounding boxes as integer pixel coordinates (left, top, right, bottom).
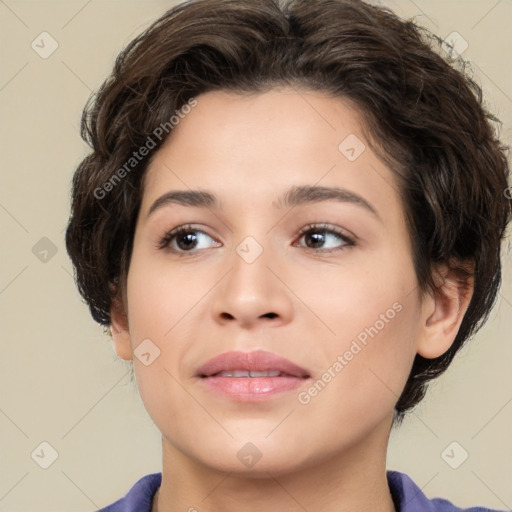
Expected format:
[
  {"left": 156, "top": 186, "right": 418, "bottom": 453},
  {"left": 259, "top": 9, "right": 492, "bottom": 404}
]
[{"left": 146, "top": 185, "right": 381, "bottom": 221}]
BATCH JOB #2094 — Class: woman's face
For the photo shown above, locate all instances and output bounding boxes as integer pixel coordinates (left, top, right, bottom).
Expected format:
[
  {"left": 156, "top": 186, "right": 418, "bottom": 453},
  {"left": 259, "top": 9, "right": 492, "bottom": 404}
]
[{"left": 115, "top": 88, "right": 428, "bottom": 475}]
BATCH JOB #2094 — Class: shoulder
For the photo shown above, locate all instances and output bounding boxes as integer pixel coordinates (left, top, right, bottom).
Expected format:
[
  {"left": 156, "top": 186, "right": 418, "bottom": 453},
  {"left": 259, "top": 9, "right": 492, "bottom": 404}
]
[
  {"left": 98, "top": 472, "right": 161, "bottom": 512},
  {"left": 387, "top": 470, "right": 508, "bottom": 512}
]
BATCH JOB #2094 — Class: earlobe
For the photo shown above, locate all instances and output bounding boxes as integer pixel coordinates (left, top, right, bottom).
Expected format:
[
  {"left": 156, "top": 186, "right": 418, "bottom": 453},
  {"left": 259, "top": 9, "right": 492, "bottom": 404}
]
[
  {"left": 109, "top": 296, "right": 133, "bottom": 361},
  {"left": 417, "top": 263, "right": 474, "bottom": 359}
]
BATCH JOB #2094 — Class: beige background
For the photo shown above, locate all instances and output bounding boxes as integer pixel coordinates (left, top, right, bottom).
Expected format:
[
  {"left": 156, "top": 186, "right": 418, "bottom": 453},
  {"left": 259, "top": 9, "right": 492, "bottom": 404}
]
[{"left": 0, "top": 0, "right": 511, "bottom": 510}]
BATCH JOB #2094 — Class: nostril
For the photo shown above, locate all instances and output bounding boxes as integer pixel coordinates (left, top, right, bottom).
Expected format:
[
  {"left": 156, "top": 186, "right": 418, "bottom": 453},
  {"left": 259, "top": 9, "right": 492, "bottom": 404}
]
[{"left": 219, "top": 312, "right": 277, "bottom": 320}]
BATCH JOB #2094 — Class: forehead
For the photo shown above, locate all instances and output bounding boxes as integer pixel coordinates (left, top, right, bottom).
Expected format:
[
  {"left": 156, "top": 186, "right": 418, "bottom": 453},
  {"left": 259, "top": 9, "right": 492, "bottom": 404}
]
[
  {"left": 153, "top": 87, "right": 366, "bottom": 156},
  {"left": 140, "top": 88, "right": 403, "bottom": 222}
]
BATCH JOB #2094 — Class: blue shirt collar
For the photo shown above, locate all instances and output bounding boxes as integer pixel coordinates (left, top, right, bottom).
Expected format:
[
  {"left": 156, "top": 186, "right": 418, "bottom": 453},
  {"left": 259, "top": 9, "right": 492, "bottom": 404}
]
[{"left": 99, "top": 470, "right": 504, "bottom": 511}]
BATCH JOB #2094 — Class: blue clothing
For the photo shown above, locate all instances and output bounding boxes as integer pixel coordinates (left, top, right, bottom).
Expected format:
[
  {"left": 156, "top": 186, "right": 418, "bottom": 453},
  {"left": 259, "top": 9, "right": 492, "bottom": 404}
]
[{"left": 98, "top": 471, "right": 508, "bottom": 511}]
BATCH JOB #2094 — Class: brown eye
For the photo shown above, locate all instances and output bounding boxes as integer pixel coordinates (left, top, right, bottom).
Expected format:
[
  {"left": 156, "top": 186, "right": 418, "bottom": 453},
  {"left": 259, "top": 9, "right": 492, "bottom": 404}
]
[
  {"left": 158, "top": 225, "right": 220, "bottom": 253},
  {"left": 174, "top": 231, "right": 200, "bottom": 251},
  {"left": 296, "top": 224, "right": 355, "bottom": 252}
]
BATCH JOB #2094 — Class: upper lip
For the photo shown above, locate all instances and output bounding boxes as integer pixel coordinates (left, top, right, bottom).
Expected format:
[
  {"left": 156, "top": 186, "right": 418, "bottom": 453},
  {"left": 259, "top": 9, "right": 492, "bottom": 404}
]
[{"left": 197, "top": 350, "right": 310, "bottom": 378}]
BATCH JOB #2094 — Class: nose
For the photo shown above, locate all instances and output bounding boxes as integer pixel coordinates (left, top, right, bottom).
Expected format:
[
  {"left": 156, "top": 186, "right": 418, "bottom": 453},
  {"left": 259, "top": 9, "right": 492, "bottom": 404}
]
[{"left": 211, "top": 239, "right": 294, "bottom": 330}]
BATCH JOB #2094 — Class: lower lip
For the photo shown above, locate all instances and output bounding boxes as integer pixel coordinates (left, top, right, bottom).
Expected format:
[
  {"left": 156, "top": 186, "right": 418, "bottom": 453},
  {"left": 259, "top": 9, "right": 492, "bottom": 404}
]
[{"left": 199, "top": 376, "right": 308, "bottom": 402}]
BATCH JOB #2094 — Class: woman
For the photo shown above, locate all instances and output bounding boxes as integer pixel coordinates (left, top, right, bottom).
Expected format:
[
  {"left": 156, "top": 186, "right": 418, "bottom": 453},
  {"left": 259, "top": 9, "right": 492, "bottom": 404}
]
[{"left": 65, "top": 0, "right": 511, "bottom": 510}]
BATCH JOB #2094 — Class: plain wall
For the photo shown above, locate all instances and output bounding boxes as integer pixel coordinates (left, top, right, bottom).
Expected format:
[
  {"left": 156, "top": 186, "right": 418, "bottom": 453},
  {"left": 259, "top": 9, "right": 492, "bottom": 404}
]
[{"left": 0, "top": 1, "right": 511, "bottom": 510}]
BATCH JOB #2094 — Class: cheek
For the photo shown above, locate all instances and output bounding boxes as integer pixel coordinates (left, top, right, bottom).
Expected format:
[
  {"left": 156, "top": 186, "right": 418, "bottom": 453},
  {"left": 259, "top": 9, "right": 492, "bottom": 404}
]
[
  {"left": 124, "top": 250, "right": 210, "bottom": 411},
  {"left": 125, "top": 248, "right": 208, "bottom": 342},
  {"left": 308, "top": 246, "right": 420, "bottom": 397},
  {"left": 305, "top": 244, "right": 417, "bottom": 340},
  {"left": 295, "top": 298, "right": 420, "bottom": 440},
  {"left": 125, "top": 259, "right": 201, "bottom": 436}
]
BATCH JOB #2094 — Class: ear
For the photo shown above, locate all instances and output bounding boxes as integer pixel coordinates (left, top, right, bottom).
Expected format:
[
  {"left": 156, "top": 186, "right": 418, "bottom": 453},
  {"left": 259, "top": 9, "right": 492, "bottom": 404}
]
[
  {"left": 416, "top": 262, "right": 474, "bottom": 359},
  {"left": 109, "top": 295, "right": 133, "bottom": 361}
]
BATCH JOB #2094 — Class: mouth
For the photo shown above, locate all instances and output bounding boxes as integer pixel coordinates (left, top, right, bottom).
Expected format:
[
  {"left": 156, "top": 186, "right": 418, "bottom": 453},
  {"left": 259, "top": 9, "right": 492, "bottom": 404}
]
[
  {"left": 197, "top": 349, "right": 310, "bottom": 379},
  {"left": 207, "top": 370, "right": 293, "bottom": 377},
  {"left": 196, "top": 350, "right": 311, "bottom": 402}
]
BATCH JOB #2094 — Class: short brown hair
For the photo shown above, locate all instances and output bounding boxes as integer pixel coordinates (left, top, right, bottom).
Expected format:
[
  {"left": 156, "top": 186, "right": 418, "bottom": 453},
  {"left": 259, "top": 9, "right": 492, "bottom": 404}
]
[{"left": 65, "top": 0, "right": 511, "bottom": 422}]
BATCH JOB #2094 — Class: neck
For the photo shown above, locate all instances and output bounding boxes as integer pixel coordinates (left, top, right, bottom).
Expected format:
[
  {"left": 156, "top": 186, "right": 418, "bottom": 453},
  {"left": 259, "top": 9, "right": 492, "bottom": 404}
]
[{"left": 152, "top": 417, "right": 396, "bottom": 512}]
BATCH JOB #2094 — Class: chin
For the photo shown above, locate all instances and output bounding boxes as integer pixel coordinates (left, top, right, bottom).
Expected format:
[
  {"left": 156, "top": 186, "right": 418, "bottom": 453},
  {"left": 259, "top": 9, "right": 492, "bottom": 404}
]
[{"left": 185, "top": 438, "right": 317, "bottom": 478}]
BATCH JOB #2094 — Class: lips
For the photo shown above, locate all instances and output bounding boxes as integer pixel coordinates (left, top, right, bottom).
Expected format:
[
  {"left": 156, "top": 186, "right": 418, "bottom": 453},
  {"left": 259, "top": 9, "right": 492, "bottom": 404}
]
[
  {"left": 197, "top": 350, "right": 310, "bottom": 402},
  {"left": 196, "top": 350, "right": 310, "bottom": 378}
]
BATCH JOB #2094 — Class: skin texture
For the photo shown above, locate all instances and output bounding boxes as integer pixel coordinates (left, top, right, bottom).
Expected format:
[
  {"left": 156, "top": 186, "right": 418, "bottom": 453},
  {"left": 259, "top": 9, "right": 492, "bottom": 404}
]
[{"left": 110, "top": 88, "right": 473, "bottom": 512}]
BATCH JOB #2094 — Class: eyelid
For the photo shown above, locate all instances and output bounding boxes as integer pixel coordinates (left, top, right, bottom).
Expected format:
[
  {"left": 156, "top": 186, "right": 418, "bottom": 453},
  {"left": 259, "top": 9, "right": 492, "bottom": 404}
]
[{"left": 296, "top": 222, "right": 355, "bottom": 241}]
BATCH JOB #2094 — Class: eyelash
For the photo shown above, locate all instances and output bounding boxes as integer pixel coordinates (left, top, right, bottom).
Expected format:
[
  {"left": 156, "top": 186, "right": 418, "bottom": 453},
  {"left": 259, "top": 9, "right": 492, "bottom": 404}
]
[{"left": 157, "top": 223, "right": 355, "bottom": 255}]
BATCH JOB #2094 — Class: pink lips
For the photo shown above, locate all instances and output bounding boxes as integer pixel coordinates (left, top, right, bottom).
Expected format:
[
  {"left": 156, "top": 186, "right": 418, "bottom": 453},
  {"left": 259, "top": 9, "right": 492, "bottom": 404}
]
[{"left": 197, "top": 350, "right": 310, "bottom": 402}]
